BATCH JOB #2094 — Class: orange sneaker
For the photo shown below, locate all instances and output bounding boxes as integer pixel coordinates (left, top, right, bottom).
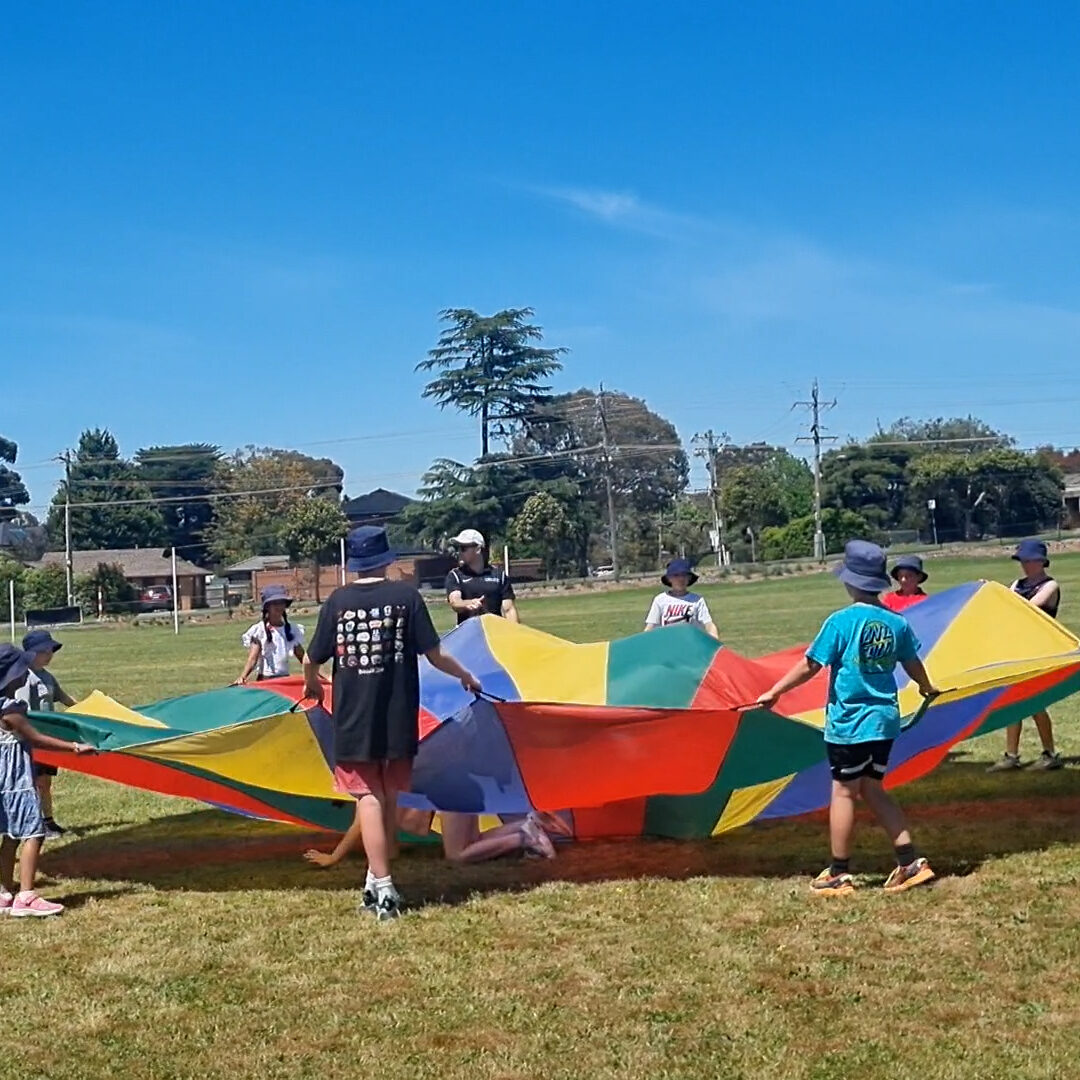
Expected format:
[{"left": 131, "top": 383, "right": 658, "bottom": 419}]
[
  {"left": 883, "top": 857, "right": 935, "bottom": 894},
  {"left": 810, "top": 868, "right": 856, "bottom": 896}
]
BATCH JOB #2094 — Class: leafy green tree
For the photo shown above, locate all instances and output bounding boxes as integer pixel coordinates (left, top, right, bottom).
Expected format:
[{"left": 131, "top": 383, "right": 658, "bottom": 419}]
[
  {"left": 417, "top": 308, "right": 566, "bottom": 457},
  {"left": 136, "top": 444, "right": 223, "bottom": 567},
  {"left": 761, "top": 508, "right": 874, "bottom": 561},
  {"left": 74, "top": 562, "right": 136, "bottom": 616},
  {"left": 821, "top": 444, "right": 912, "bottom": 531},
  {"left": 721, "top": 453, "right": 813, "bottom": 540},
  {"left": 0, "top": 436, "right": 30, "bottom": 523},
  {"left": 207, "top": 447, "right": 345, "bottom": 565},
  {"left": 509, "top": 491, "right": 578, "bottom": 577},
  {"left": 47, "top": 430, "right": 166, "bottom": 551},
  {"left": 664, "top": 495, "right": 713, "bottom": 560},
  {"left": 870, "top": 416, "right": 1011, "bottom": 452},
  {"left": 0, "top": 554, "right": 28, "bottom": 621},
  {"left": 281, "top": 497, "right": 349, "bottom": 601},
  {"left": 24, "top": 565, "right": 69, "bottom": 611}
]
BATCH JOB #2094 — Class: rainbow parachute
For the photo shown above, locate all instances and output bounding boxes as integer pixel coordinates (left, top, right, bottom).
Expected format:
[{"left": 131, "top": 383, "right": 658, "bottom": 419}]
[{"left": 30, "top": 582, "right": 1080, "bottom": 839}]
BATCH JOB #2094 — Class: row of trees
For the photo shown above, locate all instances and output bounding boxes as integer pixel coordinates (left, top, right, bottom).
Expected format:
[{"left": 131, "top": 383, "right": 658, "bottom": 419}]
[{"left": 3, "top": 309, "right": 1073, "bottom": 579}]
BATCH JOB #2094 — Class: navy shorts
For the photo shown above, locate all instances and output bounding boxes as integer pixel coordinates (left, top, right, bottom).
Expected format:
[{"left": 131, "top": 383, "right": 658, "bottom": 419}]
[{"left": 825, "top": 740, "right": 893, "bottom": 783}]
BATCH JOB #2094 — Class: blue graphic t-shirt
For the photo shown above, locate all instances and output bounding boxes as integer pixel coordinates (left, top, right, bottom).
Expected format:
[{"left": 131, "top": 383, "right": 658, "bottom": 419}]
[{"left": 806, "top": 603, "right": 921, "bottom": 744}]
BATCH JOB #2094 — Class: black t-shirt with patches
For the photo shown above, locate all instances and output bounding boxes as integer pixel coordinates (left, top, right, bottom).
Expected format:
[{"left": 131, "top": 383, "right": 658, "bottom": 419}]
[
  {"left": 307, "top": 581, "right": 439, "bottom": 763},
  {"left": 445, "top": 564, "right": 515, "bottom": 624}
]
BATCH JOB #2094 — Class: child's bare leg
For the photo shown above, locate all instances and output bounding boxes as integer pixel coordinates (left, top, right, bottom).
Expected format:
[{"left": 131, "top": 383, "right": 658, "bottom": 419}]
[
  {"left": 304, "top": 801, "right": 364, "bottom": 868},
  {"left": 36, "top": 774, "right": 54, "bottom": 819},
  {"left": 1032, "top": 711, "right": 1055, "bottom": 754},
  {"left": 357, "top": 785, "right": 391, "bottom": 879},
  {"left": 18, "top": 836, "right": 42, "bottom": 894},
  {"left": 829, "top": 780, "right": 858, "bottom": 862},
  {"left": 441, "top": 813, "right": 526, "bottom": 863},
  {"left": 381, "top": 773, "right": 403, "bottom": 864},
  {"left": 0, "top": 836, "right": 17, "bottom": 893},
  {"left": 860, "top": 779, "right": 912, "bottom": 848},
  {"left": 1004, "top": 722, "right": 1022, "bottom": 757}
]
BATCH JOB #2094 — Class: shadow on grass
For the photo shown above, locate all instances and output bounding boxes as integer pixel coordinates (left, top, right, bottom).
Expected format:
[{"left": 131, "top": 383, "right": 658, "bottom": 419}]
[{"left": 40, "top": 758, "right": 1080, "bottom": 908}]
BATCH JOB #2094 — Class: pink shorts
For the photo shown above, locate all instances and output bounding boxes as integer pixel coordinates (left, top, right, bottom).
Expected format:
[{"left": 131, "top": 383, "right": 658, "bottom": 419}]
[{"left": 333, "top": 759, "right": 413, "bottom": 798}]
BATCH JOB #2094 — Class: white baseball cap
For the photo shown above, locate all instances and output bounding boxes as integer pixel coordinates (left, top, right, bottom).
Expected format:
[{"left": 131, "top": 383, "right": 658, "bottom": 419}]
[{"left": 451, "top": 529, "right": 485, "bottom": 548}]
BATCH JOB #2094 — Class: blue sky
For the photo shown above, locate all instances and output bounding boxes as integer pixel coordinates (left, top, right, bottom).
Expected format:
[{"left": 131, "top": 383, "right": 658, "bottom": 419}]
[{"left": 4, "top": 3, "right": 1080, "bottom": 513}]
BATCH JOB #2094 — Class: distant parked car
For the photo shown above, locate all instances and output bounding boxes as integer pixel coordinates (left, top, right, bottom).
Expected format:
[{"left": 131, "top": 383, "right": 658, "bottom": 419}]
[
  {"left": 592, "top": 565, "right": 615, "bottom": 579},
  {"left": 140, "top": 585, "right": 173, "bottom": 612}
]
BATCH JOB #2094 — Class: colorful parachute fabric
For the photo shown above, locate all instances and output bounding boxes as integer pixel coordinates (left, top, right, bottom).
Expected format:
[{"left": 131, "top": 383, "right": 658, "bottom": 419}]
[{"left": 30, "top": 582, "right": 1080, "bottom": 841}]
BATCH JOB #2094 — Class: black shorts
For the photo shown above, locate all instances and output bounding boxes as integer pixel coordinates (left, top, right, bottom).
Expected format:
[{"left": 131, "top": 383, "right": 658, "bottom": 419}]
[
  {"left": 825, "top": 740, "right": 893, "bottom": 783},
  {"left": 33, "top": 762, "right": 58, "bottom": 778}
]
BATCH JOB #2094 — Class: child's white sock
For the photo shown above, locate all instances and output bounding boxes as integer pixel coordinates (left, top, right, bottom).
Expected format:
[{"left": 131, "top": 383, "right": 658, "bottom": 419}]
[
  {"left": 364, "top": 868, "right": 376, "bottom": 893},
  {"left": 372, "top": 874, "right": 397, "bottom": 899}
]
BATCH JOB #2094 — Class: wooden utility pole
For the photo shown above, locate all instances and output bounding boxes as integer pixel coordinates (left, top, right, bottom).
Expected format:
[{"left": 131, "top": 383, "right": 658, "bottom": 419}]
[
  {"left": 596, "top": 385, "right": 620, "bottom": 581},
  {"left": 794, "top": 380, "right": 837, "bottom": 562},
  {"left": 692, "top": 430, "right": 729, "bottom": 567},
  {"left": 56, "top": 450, "right": 74, "bottom": 605}
]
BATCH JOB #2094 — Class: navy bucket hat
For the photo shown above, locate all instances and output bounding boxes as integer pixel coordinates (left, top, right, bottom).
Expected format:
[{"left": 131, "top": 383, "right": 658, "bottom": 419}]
[
  {"left": 260, "top": 585, "right": 294, "bottom": 607},
  {"left": 1013, "top": 538, "right": 1050, "bottom": 566},
  {"left": 662, "top": 558, "right": 699, "bottom": 587},
  {"left": 890, "top": 554, "right": 928, "bottom": 584},
  {"left": 346, "top": 526, "right": 396, "bottom": 573},
  {"left": 0, "top": 644, "right": 33, "bottom": 693},
  {"left": 22, "top": 629, "right": 63, "bottom": 655},
  {"left": 835, "top": 540, "right": 892, "bottom": 594}
]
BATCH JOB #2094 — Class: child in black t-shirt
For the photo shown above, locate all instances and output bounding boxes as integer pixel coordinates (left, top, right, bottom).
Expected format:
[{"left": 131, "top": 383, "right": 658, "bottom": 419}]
[{"left": 305, "top": 526, "right": 481, "bottom": 920}]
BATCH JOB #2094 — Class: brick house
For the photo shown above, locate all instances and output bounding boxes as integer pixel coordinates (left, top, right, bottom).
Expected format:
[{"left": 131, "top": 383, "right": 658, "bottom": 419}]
[{"left": 35, "top": 548, "right": 209, "bottom": 609}]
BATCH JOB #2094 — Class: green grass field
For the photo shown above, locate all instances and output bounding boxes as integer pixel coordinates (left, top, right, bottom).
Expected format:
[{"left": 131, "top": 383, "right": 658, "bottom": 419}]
[{"left": 3, "top": 555, "right": 1080, "bottom": 1080}]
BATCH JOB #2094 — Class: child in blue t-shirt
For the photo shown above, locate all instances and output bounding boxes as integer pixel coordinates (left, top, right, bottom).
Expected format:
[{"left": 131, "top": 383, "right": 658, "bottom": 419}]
[{"left": 755, "top": 540, "right": 940, "bottom": 896}]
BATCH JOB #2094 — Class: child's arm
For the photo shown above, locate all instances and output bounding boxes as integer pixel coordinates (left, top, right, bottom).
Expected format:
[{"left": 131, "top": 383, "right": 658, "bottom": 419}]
[
  {"left": 233, "top": 642, "right": 262, "bottom": 686},
  {"left": 304, "top": 807, "right": 364, "bottom": 868},
  {"left": 702, "top": 620, "right": 720, "bottom": 641},
  {"left": 292, "top": 643, "right": 306, "bottom": 663},
  {"left": 55, "top": 680, "right": 77, "bottom": 708},
  {"left": 754, "top": 656, "right": 823, "bottom": 709},
  {"left": 425, "top": 645, "right": 482, "bottom": 693},
  {"left": 1029, "top": 580, "right": 1060, "bottom": 612},
  {"left": 3, "top": 710, "right": 94, "bottom": 755},
  {"left": 901, "top": 657, "right": 939, "bottom": 697}
]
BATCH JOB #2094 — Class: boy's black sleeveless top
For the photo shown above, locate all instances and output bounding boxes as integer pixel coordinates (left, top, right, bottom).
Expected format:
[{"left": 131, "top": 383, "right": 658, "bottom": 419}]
[{"left": 1012, "top": 575, "right": 1060, "bottom": 619}]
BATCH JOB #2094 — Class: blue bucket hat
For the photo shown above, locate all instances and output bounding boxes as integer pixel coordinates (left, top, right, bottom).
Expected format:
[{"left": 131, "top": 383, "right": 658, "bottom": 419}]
[
  {"left": 260, "top": 585, "right": 294, "bottom": 607},
  {"left": 662, "top": 558, "right": 699, "bottom": 587},
  {"left": 835, "top": 540, "right": 892, "bottom": 594},
  {"left": 22, "top": 629, "right": 63, "bottom": 655},
  {"left": 345, "top": 525, "right": 396, "bottom": 573},
  {"left": 0, "top": 644, "right": 33, "bottom": 693},
  {"left": 1013, "top": 539, "right": 1050, "bottom": 566},
  {"left": 890, "top": 554, "right": 928, "bottom": 584}
]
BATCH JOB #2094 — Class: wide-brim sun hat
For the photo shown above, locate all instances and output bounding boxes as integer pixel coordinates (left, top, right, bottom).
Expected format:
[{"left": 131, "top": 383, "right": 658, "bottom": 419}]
[
  {"left": 835, "top": 539, "right": 892, "bottom": 594},
  {"left": 346, "top": 525, "right": 396, "bottom": 573},
  {"left": 22, "top": 629, "right": 63, "bottom": 655},
  {"left": 1012, "top": 539, "right": 1050, "bottom": 567},
  {"left": 662, "top": 558, "right": 699, "bottom": 587},
  {"left": 260, "top": 585, "right": 294, "bottom": 608},
  {"left": 890, "top": 554, "right": 928, "bottom": 584},
  {"left": 0, "top": 644, "right": 33, "bottom": 693}
]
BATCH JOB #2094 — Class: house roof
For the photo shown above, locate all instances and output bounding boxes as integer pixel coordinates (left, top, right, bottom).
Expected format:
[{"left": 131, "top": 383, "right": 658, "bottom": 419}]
[
  {"left": 35, "top": 548, "right": 206, "bottom": 578},
  {"left": 343, "top": 488, "right": 413, "bottom": 518},
  {"left": 224, "top": 554, "right": 292, "bottom": 574},
  {"left": 1064, "top": 473, "right": 1080, "bottom": 496}
]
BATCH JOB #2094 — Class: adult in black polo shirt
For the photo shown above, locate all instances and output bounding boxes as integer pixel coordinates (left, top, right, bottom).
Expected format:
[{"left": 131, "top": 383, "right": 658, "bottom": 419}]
[{"left": 445, "top": 529, "right": 519, "bottom": 625}]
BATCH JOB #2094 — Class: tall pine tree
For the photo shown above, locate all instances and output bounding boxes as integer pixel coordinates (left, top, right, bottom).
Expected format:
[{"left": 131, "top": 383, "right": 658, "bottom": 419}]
[
  {"left": 416, "top": 308, "right": 566, "bottom": 457},
  {"left": 48, "top": 430, "right": 166, "bottom": 551}
]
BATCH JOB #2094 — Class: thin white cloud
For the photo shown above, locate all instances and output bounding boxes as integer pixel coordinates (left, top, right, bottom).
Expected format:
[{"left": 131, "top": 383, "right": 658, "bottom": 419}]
[{"left": 532, "top": 184, "right": 718, "bottom": 241}]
